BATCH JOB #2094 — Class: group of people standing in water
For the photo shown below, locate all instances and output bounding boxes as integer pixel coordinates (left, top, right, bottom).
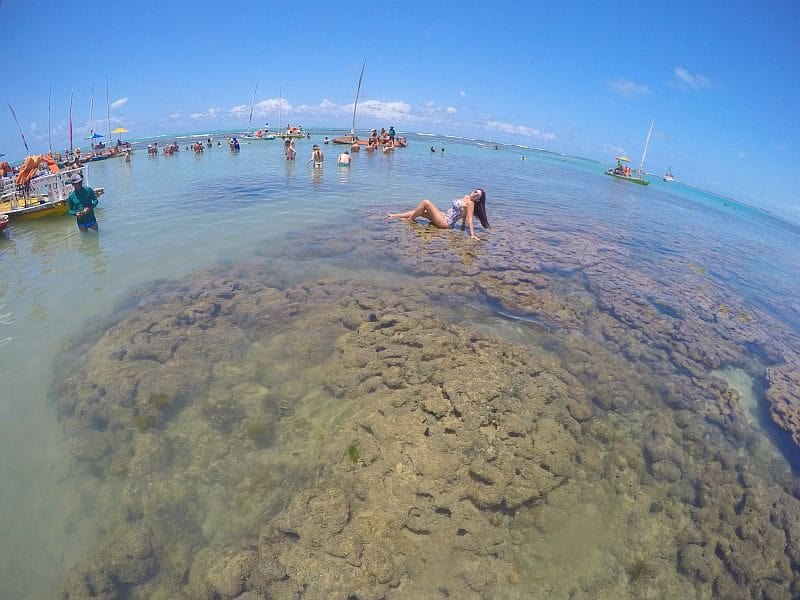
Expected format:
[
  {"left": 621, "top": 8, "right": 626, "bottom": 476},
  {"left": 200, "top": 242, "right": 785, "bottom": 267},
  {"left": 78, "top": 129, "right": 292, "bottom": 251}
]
[{"left": 140, "top": 132, "right": 492, "bottom": 242}]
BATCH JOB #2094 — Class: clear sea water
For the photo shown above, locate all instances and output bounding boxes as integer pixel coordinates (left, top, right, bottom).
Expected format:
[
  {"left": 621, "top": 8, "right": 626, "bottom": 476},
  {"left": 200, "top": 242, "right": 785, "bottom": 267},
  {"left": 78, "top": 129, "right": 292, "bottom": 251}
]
[{"left": 1, "top": 130, "right": 799, "bottom": 598}]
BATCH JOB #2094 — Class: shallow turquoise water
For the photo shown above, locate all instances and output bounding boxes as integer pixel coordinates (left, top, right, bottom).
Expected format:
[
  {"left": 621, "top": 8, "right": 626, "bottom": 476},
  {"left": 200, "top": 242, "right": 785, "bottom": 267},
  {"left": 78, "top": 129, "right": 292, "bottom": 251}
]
[{"left": 1, "top": 131, "right": 799, "bottom": 597}]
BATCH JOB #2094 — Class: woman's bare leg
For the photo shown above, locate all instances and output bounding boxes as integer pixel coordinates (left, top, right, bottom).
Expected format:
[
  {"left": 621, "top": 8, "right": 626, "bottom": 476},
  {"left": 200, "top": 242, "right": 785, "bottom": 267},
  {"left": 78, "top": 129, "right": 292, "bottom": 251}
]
[{"left": 388, "top": 199, "right": 449, "bottom": 228}]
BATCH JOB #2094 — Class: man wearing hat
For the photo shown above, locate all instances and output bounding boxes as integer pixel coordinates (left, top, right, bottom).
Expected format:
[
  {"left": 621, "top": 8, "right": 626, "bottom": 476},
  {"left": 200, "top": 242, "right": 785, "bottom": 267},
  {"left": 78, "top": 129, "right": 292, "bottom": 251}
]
[{"left": 66, "top": 173, "right": 99, "bottom": 231}]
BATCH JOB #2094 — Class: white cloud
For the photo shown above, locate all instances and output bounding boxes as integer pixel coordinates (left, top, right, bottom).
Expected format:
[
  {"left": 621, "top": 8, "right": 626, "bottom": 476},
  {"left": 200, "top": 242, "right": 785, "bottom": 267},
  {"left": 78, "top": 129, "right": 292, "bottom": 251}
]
[
  {"left": 459, "top": 91, "right": 466, "bottom": 97},
  {"left": 604, "top": 143, "right": 626, "bottom": 156},
  {"left": 190, "top": 107, "right": 222, "bottom": 120},
  {"left": 486, "top": 120, "right": 555, "bottom": 141},
  {"left": 29, "top": 122, "right": 38, "bottom": 132},
  {"left": 169, "top": 111, "right": 182, "bottom": 120},
  {"left": 232, "top": 98, "right": 292, "bottom": 119},
  {"left": 319, "top": 98, "right": 336, "bottom": 108},
  {"left": 673, "top": 67, "right": 711, "bottom": 91},
  {"left": 110, "top": 97, "right": 129, "bottom": 109},
  {"left": 357, "top": 100, "right": 413, "bottom": 121},
  {"left": 607, "top": 78, "right": 650, "bottom": 97},
  {"left": 446, "top": 107, "right": 457, "bottom": 114}
]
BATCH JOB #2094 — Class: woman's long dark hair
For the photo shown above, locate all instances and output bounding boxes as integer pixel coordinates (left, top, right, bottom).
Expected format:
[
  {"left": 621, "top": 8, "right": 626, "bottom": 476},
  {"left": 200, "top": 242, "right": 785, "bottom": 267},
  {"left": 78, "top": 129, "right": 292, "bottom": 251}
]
[{"left": 473, "top": 188, "right": 491, "bottom": 229}]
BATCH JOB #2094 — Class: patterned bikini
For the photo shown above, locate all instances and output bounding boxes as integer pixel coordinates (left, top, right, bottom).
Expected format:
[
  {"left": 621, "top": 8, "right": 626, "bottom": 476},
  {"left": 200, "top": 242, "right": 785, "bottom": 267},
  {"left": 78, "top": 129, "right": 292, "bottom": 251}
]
[{"left": 444, "top": 197, "right": 464, "bottom": 228}]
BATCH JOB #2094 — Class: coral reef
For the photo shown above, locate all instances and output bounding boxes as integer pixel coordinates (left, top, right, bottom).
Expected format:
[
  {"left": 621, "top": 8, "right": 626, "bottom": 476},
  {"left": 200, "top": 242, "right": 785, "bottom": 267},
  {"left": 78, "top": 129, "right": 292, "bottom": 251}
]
[{"left": 51, "top": 217, "right": 800, "bottom": 598}]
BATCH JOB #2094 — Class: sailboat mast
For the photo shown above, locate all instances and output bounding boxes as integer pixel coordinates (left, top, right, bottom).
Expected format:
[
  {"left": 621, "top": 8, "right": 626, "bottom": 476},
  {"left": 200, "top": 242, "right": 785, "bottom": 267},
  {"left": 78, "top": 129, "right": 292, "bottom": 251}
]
[
  {"left": 639, "top": 118, "right": 654, "bottom": 172},
  {"left": 7, "top": 102, "right": 30, "bottom": 153},
  {"left": 106, "top": 76, "right": 111, "bottom": 148},
  {"left": 278, "top": 86, "right": 282, "bottom": 134},
  {"left": 48, "top": 85, "right": 53, "bottom": 154},
  {"left": 349, "top": 59, "right": 366, "bottom": 137},
  {"left": 248, "top": 83, "right": 258, "bottom": 133},
  {"left": 89, "top": 84, "right": 95, "bottom": 150},
  {"left": 69, "top": 90, "right": 74, "bottom": 153}
]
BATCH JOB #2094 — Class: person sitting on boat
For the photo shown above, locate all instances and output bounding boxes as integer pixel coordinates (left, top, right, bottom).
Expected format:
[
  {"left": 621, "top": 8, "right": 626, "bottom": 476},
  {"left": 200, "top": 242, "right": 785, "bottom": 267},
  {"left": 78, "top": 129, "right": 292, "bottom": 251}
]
[
  {"left": 337, "top": 151, "right": 351, "bottom": 167},
  {"left": 624, "top": 166, "right": 631, "bottom": 176},
  {"left": 311, "top": 144, "right": 324, "bottom": 168},
  {"left": 387, "top": 188, "right": 490, "bottom": 241},
  {"left": 66, "top": 174, "right": 99, "bottom": 232},
  {"left": 323, "top": 137, "right": 329, "bottom": 144}
]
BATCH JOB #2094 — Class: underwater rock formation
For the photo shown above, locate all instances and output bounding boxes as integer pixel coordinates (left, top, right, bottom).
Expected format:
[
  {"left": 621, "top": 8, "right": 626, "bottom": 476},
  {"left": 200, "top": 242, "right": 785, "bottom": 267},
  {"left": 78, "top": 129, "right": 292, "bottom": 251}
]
[{"left": 53, "top": 217, "right": 800, "bottom": 598}]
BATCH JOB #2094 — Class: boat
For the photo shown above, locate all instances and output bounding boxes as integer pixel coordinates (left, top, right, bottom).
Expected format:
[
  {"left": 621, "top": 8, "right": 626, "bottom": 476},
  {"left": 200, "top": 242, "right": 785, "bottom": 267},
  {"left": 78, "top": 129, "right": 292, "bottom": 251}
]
[
  {"left": 351, "top": 137, "right": 408, "bottom": 148},
  {"left": 86, "top": 152, "right": 114, "bottom": 162},
  {"left": 241, "top": 130, "right": 275, "bottom": 141},
  {"left": 274, "top": 128, "right": 306, "bottom": 140},
  {"left": 270, "top": 87, "right": 307, "bottom": 141},
  {"left": 333, "top": 59, "right": 366, "bottom": 145},
  {"left": 241, "top": 84, "right": 276, "bottom": 141},
  {"left": 663, "top": 166, "right": 674, "bottom": 182},
  {"left": 605, "top": 119, "right": 654, "bottom": 186},
  {"left": 1, "top": 166, "right": 104, "bottom": 221}
]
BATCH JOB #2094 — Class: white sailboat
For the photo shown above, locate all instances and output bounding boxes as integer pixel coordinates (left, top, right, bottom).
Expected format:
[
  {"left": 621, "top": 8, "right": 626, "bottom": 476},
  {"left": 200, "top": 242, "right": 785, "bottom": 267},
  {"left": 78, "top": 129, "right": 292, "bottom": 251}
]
[
  {"left": 605, "top": 119, "right": 653, "bottom": 186},
  {"left": 663, "top": 166, "right": 675, "bottom": 182},
  {"left": 333, "top": 59, "right": 366, "bottom": 144},
  {"left": 241, "top": 84, "right": 275, "bottom": 141},
  {"left": 637, "top": 118, "right": 654, "bottom": 176}
]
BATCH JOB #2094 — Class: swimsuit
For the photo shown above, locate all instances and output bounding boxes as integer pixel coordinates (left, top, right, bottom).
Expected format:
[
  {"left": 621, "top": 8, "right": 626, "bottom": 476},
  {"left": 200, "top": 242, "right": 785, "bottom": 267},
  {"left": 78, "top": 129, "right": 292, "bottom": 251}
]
[{"left": 444, "top": 198, "right": 463, "bottom": 228}]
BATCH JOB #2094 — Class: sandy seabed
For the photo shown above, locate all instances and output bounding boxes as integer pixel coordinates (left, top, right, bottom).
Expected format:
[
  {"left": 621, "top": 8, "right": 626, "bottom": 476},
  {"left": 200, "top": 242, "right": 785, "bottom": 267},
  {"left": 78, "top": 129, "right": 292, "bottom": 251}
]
[{"left": 54, "top": 216, "right": 800, "bottom": 599}]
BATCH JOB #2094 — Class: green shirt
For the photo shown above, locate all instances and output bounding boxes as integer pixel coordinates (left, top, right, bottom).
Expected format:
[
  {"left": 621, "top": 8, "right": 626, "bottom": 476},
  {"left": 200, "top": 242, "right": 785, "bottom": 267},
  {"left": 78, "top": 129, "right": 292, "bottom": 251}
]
[{"left": 67, "top": 186, "right": 98, "bottom": 225}]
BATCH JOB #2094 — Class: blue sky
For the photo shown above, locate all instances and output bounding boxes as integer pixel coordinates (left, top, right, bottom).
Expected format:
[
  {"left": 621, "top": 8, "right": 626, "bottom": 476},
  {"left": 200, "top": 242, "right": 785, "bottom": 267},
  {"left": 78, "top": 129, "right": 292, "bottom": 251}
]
[{"left": 1, "top": 1, "right": 798, "bottom": 221}]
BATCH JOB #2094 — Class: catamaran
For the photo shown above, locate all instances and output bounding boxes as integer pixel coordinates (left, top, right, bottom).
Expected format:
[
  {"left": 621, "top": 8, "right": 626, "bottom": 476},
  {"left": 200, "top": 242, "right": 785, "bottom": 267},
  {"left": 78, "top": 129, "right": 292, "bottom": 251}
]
[
  {"left": 663, "top": 166, "right": 674, "bottom": 182},
  {"left": 605, "top": 119, "right": 653, "bottom": 186}
]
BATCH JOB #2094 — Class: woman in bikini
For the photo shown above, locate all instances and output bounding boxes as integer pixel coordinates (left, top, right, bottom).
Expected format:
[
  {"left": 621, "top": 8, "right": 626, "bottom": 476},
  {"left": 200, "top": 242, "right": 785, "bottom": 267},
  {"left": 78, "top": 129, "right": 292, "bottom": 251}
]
[{"left": 388, "top": 188, "right": 490, "bottom": 240}]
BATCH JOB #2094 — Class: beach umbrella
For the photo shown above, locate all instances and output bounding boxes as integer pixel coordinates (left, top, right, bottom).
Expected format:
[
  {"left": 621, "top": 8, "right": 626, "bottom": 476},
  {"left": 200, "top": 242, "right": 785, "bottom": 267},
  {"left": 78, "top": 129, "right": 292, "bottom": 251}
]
[
  {"left": 111, "top": 127, "right": 129, "bottom": 134},
  {"left": 0, "top": 153, "right": 4, "bottom": 157},
  {"left": 86, "top": 132, "right": 104, "bottom": 140},
  {"left": 615, "top": 155, "right": 631, "bottom": 162}
]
